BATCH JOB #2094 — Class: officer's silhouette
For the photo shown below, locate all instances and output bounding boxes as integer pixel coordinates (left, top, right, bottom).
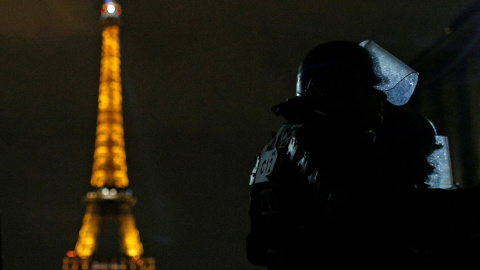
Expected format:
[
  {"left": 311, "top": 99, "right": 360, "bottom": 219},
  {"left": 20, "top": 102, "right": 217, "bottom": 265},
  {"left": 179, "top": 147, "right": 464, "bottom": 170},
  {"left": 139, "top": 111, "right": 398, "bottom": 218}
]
[
  {"left": 247, "top": 40, "right": 420, "bottom": 269},
  {"left": 374, "top": 112, "right": 480, "bottom": 267},
  {"left": 368, "top": 112, "right": 442, "bottom": 266},
  {"left": 374, "top": 112, "right": 440, "bottom": 191}
]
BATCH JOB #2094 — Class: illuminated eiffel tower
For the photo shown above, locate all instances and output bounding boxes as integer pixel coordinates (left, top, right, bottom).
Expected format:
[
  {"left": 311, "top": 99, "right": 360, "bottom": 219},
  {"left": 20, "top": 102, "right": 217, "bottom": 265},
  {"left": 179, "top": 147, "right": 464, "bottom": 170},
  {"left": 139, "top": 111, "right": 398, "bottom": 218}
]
[{"left": 63, "top": 1, "right": 155, "bottom": 269}]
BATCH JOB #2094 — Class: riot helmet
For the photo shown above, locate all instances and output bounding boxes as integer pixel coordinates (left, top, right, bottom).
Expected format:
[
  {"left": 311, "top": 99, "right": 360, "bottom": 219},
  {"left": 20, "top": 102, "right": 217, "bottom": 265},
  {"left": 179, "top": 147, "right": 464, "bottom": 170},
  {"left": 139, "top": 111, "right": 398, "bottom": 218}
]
[
  {"left": 375, "top": 112, "right": 451, "bottom": 189},
  {"left": 296, "top": 40, "right": 418, "bottom": 106}
]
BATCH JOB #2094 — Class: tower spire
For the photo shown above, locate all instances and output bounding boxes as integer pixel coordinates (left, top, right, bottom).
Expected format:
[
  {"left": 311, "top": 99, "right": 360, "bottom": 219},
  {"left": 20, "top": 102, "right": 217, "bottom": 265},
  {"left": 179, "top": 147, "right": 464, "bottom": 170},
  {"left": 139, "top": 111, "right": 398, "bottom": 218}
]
[
  {"left": 63, "top": 2, "right": 155, "bottom": 269},
  {"left": 92, "top": 0, "right": 127, "bottom": 189}
]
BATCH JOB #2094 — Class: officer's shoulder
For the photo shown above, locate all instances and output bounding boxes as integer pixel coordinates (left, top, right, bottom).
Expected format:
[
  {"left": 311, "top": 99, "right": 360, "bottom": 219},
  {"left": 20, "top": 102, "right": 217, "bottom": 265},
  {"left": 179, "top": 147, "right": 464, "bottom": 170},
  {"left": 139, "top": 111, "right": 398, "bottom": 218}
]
[
  {"left": 268, "top": 123, "right": 303, "bottom": 148},
  {"left": 268, "top": 122, "right": 331, "bottom": 150}
]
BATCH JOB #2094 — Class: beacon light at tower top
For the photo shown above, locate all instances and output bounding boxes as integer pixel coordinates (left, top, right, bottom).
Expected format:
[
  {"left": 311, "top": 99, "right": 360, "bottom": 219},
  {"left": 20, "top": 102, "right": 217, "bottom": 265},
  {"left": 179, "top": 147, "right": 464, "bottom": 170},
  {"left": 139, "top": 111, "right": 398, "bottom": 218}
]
[{"left": 101, "top": 0, "right": 122, "bottom": 19}]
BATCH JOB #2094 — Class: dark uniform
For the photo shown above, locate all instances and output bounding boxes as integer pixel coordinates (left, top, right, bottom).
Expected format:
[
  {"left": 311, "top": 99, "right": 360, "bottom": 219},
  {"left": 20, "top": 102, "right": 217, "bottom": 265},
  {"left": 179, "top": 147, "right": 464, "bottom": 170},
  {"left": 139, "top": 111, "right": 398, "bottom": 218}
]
[
  {"left": 247, "top": 109, "right": 480, "bottom": 269},
  {"left": 246, "top": 101, "right": 397, "bottom": 269}
]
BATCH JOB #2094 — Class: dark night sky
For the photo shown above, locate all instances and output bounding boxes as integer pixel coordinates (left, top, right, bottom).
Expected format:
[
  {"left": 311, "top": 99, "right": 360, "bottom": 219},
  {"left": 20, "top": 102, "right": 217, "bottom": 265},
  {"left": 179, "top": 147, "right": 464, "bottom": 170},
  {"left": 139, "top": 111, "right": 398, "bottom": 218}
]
[{"left": 0, "top": 0, "right": 476, "bottom": 269}]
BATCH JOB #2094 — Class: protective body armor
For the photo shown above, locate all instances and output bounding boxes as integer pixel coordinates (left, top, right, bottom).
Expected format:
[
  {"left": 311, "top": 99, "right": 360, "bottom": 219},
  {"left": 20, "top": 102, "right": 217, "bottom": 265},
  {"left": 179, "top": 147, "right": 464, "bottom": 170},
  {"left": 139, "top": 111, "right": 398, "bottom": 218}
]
[
  {"left": 247, "top": 109, "right": 473, "bottom": 268},
  {"left": 247, "top": 110, "right": 379, "bottom": 269}
]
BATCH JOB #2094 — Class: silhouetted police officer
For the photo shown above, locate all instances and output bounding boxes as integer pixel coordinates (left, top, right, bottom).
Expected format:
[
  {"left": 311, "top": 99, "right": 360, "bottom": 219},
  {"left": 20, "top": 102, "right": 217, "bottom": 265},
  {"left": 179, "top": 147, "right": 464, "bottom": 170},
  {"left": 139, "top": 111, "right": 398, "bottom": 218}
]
[
  {"left": 374, "top": 112, "right": 480, "bottom": 268},
  {"left": 246, "top": 40, "right": 420, "bottom": 269}
]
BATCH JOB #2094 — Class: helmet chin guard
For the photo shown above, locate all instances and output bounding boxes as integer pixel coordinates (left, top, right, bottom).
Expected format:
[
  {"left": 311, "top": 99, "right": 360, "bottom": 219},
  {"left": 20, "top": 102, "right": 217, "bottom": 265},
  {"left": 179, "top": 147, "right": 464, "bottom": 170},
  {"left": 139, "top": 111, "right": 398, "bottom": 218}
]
[{"left": 359, "top": 40, "right": 419, "bottom": 106}]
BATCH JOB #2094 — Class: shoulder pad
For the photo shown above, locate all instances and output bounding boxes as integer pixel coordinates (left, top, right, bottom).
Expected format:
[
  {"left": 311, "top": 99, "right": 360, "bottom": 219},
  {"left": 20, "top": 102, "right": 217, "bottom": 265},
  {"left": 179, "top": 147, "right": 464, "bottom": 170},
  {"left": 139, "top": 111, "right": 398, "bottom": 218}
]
[
  {"left": 251, "top": 148, "right": 278, "bottom": 185},
  {"left": 269, "top": 124, "right": 303, "bottom": 149},
  {"left": 251, "top": 124, "right": 303, "bottom": 185}
]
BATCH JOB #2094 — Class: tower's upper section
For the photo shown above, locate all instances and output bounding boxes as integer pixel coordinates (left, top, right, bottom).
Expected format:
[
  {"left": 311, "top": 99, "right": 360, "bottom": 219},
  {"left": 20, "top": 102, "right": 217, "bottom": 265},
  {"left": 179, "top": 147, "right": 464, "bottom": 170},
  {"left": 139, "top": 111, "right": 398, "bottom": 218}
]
[
  {"left": 101, "top": 0, "right": 122, "bottom": 20},
  {"left": 90, "top": 0, "right": 129, "bottom": 189}
]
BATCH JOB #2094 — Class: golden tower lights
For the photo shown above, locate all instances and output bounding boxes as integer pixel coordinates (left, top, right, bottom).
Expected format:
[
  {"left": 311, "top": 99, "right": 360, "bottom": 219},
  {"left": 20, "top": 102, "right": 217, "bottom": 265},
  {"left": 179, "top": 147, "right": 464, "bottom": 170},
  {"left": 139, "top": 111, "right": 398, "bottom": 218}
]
[
  {"left": 63, "top": 1, "right": 154, "bottom": 269},
  {"left": 93, "top": 0, "right": 127, "bottom": 189}
]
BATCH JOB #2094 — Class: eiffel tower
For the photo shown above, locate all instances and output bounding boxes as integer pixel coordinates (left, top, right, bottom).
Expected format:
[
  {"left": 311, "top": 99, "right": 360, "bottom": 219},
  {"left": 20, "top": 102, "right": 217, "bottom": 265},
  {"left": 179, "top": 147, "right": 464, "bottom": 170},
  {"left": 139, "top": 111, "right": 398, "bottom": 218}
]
[{"left": 63, "top": 1, "right": 155, "bottom": 269}]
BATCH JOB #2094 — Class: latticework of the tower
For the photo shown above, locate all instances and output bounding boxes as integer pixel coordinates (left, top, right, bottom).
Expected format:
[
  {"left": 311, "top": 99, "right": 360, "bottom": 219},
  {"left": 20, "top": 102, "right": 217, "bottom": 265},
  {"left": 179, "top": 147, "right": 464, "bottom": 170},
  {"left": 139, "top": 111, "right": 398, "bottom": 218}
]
[
  {"left": 73, "top": 194, "right": 145, "bottom": 259},
  {"left": 91, "top": 22, "right": 129, "bottom": 189},
  {"left": 63, "top": 2, "right": 153, "bottom": 269}
]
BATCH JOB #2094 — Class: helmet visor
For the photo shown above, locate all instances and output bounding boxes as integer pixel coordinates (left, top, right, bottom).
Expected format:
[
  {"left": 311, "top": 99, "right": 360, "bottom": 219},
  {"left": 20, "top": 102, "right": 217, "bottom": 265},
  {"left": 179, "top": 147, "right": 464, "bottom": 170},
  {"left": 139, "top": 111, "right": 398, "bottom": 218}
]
[
  {"left": 426, "top": 136, "right": 454, "bottom": 189},
  {"left": 359, "top": 40, "right": 419, "bottom": 106}
]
